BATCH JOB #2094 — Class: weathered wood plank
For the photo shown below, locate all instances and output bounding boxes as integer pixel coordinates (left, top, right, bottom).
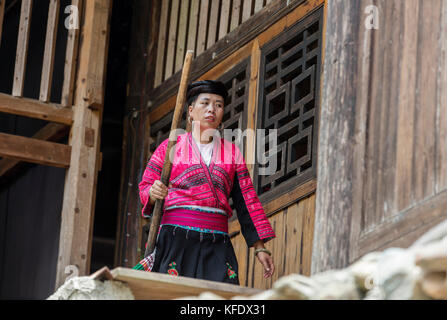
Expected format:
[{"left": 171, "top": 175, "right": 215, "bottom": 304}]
[
  {"left": 437, "top": 0, "right": 447, "bottom": 192},
  {"left": 206, "top": 0, "right": 220, "bottom": 49},
  {"left": 394, "top": 0, "right": 419, "bottom": 212},
  {"left": 241, "top": 0, "right": 252, "bottom": 23},
  {"left": 413, "top": 0, "right": 440, "bottom": 201},
  {"left": 175, "top": 0, "right": 189, "bottom": 73},
  {"left": 56, "top": 0, "right": 112, "bottom": 290},
  {"left": 218, "top": 0, "right": 231, "bottom": 40},
  {"left": 0, "top": 93, "right": 73, "bottom": 124},
  {"left": 154, "top": 0, "right": 170, "bottom": 87},
  {"left": 12, "top": 0, "right": 33, "bottom": 97},
  {"left": 0, "top": 132, "right": 71, "bottom": 168},
  {"left": 40, "top": 0, "right": 60, "bottom": 102},
  {"left": 186, "top": 0, "right": 199, "bottom": 52},
  {"left": 230, "top": 0, "right": 241, "bottom": 32},
  {"left": 61, "top": 0, "right": 83, "bottom": 107},
  {"left": 263, "top": 178, "right": 316, "bottom": 216},
  {"left": 0, "top": 0, "right": 5, "bottom": 46},
  {"left": 105, "top": 267, "right": 261, "bottom": 300},
  {"left": 301, "top": 194, "right": 315, "bottom": 276},
  {"left": 254, "top": 0, "right": 264, "bottom": 13},
  {"left": 196, "top": 0, "right": 210, "bottom": 55},
  {"left": 164, "top": 0, "right": 180, "bottom": 80},
  {"left": 311, "top": 0, "right": 362, "bottom": 274},
  {"left": 0, "top": 123, "right": 69, "bottom": 178},
  {"left": 358, "top": 188, "right": 447, "bottom": 254}
]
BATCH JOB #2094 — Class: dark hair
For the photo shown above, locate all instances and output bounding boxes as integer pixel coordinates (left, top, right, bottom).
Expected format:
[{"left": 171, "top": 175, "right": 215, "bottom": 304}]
[{"left": 186, "top": 80, "right": 228, "bottom": 107}]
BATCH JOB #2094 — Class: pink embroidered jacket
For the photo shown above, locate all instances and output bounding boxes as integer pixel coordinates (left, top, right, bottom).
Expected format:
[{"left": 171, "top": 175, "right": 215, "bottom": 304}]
[{"left": 139, "top": 132, "right": 276, "bottom": 247}]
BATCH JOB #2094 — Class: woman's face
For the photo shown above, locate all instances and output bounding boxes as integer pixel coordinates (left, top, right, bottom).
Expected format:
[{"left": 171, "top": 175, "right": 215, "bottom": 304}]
[{"left": 188, "top": 93, "right": 225, "bottom": 132}]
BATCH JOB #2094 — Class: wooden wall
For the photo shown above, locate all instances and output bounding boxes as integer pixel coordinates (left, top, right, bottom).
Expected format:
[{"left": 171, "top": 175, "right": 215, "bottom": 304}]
[
  {"left": 154, "top": 0, "right": 275, "bottom": 87},
  {"left": 232, "top": 194, "right": 316, "bottom": 289},
  {"left": 313, "top": 0, "right": 447, "bottom": 274}
]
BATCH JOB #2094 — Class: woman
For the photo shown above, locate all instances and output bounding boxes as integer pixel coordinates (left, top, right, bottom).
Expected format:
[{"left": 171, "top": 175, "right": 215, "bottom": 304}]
[{"left": 134, "top": 80, "right": 275, "bottom": 284}]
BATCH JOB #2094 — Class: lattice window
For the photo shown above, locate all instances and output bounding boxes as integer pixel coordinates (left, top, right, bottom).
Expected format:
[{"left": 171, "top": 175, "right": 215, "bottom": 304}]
[{"left": 254, "top": 8, "right": 323, "bottom": 203}]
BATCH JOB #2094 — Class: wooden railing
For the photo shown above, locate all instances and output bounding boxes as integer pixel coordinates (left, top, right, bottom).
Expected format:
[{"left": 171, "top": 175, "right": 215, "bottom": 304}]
[
  {"left": 154, "top": 0, "right": 274, "bottom": 87},
  {"left": 3, "top": 0, "right": 82, "bottom": 106}
]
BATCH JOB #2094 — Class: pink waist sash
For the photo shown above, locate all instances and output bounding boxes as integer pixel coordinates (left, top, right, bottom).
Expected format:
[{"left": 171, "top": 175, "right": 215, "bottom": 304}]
[{"left": 161, "top": 208, "right": 228, "bottom": 233}]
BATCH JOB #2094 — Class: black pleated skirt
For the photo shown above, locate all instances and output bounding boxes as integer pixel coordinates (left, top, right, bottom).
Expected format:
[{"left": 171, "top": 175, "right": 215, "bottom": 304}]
[{"left": 151, "top": 225, "right": 240, "bottom": 285}]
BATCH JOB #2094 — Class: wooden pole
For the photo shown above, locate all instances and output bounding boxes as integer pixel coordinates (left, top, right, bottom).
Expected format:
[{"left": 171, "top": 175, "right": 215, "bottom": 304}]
[{"left": 144, "top": 50, "right": 194, "bottom": 258}]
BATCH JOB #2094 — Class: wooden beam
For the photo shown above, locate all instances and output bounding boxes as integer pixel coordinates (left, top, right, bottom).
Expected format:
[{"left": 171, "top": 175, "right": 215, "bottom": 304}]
[
  {"left": 0, "top": 0, "right": 5, "bottom": 46},
  {"left": 55, "top": 0, "right": 112, "bottom": 290},
  {"left": 0, "top": 93, "right": 73, "bottom": 124},
  {"left": 40, "top": 0, "right": 60, "bottom": 102},
  {"left": 0, "top": 132, "right": 71, "bottom": 168},
  {"left": 0, "top": 123, "right": 69, "bottom": 178},
  {"left": 92, "top": 267, "right": 262, "bottom": 300},
  {"left": 153, "top": 0, "right": 169, "bottom": 87},
  {"left": 61, "top": 0, "right": 83, "bottom": 106},
  {"left": 12, "top": 0, "right": 33, "bottom": 97},
  {"left": 174, "top": 0, "right": 189, "bottom": 73}
]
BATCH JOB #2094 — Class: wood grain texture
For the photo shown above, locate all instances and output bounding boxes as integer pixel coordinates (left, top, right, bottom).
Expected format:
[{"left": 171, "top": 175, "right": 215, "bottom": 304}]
[
  {"left": 230, "top": 0, "right": 241, "bottom": 32},
  {"left": 154, "top": 0, "right": 170, "bottom": 87},
  {"left": 106, "top": 267, "right": 261, "bottom": 300},
  {"left": 241, "top": 0, "right": 252, "bottom": 23},
  {"left": 12, "top": 0, "right": 33, "bottom": 97},
  {"left": 315, "top": 0, "right": 447, "bottom": 272},
  {"left": 40, "top": 0, "right": 60, "bottom": 102},
  {"left": 196, "top": 0, "right": 210, "bottom": 55},
  {"left": 437, "top": 0, "right": 447, "bottom": 193},
  {"left": 56, "top": 0, "right": 112, "bottom": 290},
  {"left": 0, "top": 123, "right": 69, "bottom": 179},
  {"left": 219, "top": 0, "right": 231, "bottom": 40},
  {"left": 186, "top": 0, "right": 200, "bottom": 52},
  {"left": 175, "top": 0, "right": 189, "bottom": 72},
  {"left": 206, "top": 0, "right": 220, "bottom": 49},
  {"left": 164, "top": 0, "right": 180, "bottom": 80},
  {"left": 0, "top": 132, "right": 71, "bottom": 168},
  {"left": 0, "top": 93, "right": 73, "bottom": 124},
  {"left": 312, "top": 0, "right": 362, "bottom": 274},
  {"left": 239, "top": 194, "right": 315, "bottom": 290},
  {"left": 61, "top": 0, "right": 83, "bottom": 107}
]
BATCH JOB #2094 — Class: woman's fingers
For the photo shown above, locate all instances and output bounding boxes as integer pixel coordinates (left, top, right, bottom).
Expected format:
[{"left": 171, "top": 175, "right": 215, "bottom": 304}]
[
  {"left": 257, "top": 252, "right": 275, "bottom": 278},
  {"left": 150, "top": 180, "right": 169, "bottom": 200}
]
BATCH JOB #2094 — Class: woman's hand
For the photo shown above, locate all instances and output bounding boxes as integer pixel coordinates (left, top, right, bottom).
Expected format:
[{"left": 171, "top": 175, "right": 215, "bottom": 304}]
[
  {"left": 149, "top": 180, "right": 169, "bottom": 204},
  {"left": 256, "top": 252, "right": 275, "bottom": 278},
  {"left": 253, "top": 240, "right": 275, "bottom": 278}
]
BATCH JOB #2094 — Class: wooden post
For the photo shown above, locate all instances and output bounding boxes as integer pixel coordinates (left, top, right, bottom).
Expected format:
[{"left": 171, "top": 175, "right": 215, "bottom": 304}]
[
  {"left": 55, "top": 0, "right": 112, "bottom": 290},
  {"left": 311, "top": 0, "right": 363, "bottom": 274}
]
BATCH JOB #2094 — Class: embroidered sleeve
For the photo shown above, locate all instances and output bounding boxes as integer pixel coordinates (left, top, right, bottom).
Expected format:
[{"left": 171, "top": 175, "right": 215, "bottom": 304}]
[
  {"left": 230, "top": 146, "right": 276, "bottom": 247},
  {"left": 139, "top": 139, "right": 168, "bottom": 218}
]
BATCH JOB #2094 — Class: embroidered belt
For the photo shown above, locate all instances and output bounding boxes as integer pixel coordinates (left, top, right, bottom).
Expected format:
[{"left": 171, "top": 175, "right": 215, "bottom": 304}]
[{"left": 161, "top": 208, "right": 228, "bottom": 233}]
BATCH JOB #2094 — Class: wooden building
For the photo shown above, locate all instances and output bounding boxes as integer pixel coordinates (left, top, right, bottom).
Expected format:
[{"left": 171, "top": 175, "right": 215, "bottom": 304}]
[{"left": 0, "top": 0, "right": 446, "bottom": 299}]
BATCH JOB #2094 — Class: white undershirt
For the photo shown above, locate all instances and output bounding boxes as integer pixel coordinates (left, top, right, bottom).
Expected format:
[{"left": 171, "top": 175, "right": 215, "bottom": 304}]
[{"left": 196, "top": 141, "right": 214, "bottom": 166}]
